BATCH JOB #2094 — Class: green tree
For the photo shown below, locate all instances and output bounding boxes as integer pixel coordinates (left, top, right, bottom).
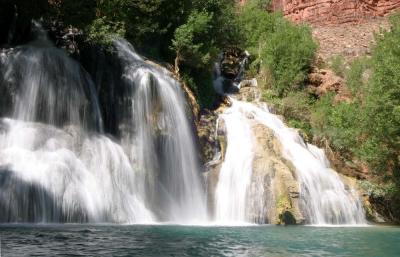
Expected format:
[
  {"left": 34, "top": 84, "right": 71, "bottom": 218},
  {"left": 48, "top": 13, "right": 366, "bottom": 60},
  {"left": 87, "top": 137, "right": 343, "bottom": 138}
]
[
  {"left": 171, "top": 11, "right": 214, "bottom": 73},
  {"left": 358, "top": 14, "right": 400, "bottom": 175}
]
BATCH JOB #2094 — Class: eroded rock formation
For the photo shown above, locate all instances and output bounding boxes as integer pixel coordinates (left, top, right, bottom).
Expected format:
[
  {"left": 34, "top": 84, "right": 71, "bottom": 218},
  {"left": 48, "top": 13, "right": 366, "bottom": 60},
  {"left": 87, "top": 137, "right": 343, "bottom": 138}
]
[{"left": 271, "top": 0, "right": 400, "bottom": 24}]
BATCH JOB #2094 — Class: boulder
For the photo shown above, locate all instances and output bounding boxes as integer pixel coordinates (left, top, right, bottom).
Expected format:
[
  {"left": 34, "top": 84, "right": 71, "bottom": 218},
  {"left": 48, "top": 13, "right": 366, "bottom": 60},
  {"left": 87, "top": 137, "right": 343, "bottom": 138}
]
[
  {"left": 307, "top": 67, "right": 352, "bottom": 101},
  {"left": 248, "top": 123, "right": 305, "bottom": 225}
]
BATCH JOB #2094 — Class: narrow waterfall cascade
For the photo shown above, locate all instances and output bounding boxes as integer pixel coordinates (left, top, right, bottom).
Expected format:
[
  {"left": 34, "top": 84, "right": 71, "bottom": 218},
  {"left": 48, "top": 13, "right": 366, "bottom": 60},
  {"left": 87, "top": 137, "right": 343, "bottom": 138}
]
[
  {"left": 214, "top": 105, "right": 255, "bottom": 224},
  {"left": 0, "top": 25, "right": 155, "bottom": 223},
  {"left": 216, "top": 98, "right": 367, "bottom": 225},
  {"left": 113, "top": 39, "right": 207, "bottom": 223}
]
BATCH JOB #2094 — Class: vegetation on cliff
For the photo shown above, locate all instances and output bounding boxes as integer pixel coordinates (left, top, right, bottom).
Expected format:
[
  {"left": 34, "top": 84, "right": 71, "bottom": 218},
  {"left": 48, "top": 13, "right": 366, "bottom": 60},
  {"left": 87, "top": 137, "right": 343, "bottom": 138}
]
[
  {"left": 239, "top": 0, "right": 317, "bottom": 96},
  {"left": 313, "top": 15, "right": 400, "bottom": 218}
]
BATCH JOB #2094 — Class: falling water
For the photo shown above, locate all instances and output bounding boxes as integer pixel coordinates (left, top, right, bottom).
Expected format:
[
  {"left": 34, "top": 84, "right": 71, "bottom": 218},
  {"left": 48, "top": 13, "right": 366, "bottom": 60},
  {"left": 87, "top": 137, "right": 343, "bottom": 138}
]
[
  {"left": 1, "top": 22, "right": 102, "bottom": 131},
  {"left": 0, "top": 119, "right": 154, "bottom": 223},
  {"left": 0, "top": 24, "right": 154, "bottom": 223},
  {"left": 113, "top": 39, "right": 208, "bottom": 223},
  {"left": 217, "top": 99, "right": 366, "bottom": 225},
  {"left": 214, "top": 104, "right": 255, "bottom": 224}
]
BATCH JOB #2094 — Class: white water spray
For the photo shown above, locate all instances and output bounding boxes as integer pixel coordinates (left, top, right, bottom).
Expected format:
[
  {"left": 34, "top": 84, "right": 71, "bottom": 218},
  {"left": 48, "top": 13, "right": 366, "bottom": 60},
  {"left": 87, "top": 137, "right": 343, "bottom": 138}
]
[
  {"left": 113, "top": 39, "right": 208, "bottom": 223},
  {"left": 216, "top": 98, "right": 366, "bottom": 225},
  {"left": 214, "top": 104, "right": 255, "bottom": 224}
]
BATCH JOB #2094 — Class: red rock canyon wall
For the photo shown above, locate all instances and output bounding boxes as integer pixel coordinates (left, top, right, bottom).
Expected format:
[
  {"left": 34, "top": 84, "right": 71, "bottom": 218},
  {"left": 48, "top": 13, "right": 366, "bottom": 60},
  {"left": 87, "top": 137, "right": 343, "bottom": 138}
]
[{"left": 270, "top": 0, "right": 400, "bottom": 24}]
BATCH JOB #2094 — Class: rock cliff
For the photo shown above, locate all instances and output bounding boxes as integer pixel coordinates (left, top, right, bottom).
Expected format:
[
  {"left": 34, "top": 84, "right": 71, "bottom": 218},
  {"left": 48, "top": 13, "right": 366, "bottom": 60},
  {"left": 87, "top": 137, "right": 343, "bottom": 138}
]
[{"left": 271, "top": 0, "right": 400, "bottom": 24}]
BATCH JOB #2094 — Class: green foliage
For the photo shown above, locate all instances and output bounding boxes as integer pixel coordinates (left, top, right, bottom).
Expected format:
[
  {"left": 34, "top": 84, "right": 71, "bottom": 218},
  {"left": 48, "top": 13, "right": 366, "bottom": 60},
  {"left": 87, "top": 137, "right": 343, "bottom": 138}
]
[
  {"left": 52, "top": 0, "right": 97, "bottom": 28},
  {"left": 86, "top": 17, "right": 125, "bottom": 46},
  {"left": 357, "top": 13, "right": 400, "bottom": 174},
  {"left": 182, "top": 69, "right": 216, "bottom": 109},
  {"left": 238, "top": 1, "right": 277, "bottom": 55},
  {"left": 329, "top": 55, "right": 346, "bottom": 77},
  {"left": 192, "top": 0, "right": 242, "bottom": 47},
  {"left": 312, "top": 95, "right": 361, "bottom": 152},
  {"left": 119, "top": 0, "right": 191, "bottom": 57},
  {"left": 280, "top": 91, "right": 314, "bottom": 135},
  {"left": 240, "top": 1, "right": 317, "bottom": 96},
  {"left": 172, "top": 0, "right": 239, "bottom": 108},
  {"left": 345, "top": 57, "right": 370, "bottom": 97},
  {"left": 262, "top": 21, "right": 317, "bottom": 96},
  {"left": 308, "top": 13, "right": 400, "bottom": 178},
  {"left": 360, "top": 180, "right": 397, "bottom": 198},
  {"left": 172, "top": 11, "right": 214, "bottom": 68}
]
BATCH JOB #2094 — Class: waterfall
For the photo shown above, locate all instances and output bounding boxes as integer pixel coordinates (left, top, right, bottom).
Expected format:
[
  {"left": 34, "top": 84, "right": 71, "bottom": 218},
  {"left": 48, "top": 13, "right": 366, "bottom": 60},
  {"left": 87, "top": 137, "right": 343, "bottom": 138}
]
[
  {"left": 1, "top": 22, "right": 102, "bottom": 131},
  {"left": 0, "top": 22, "right": 208, "bottom": 224},
  {"left": 0, "top": 119, "right": 154, "bottom": 223},
  {"left": 215, "top": 98, "right": 366, "bottom": 225},
  {"left": 0, "top": 21, "right": 367, "bottom": 225},
  {"left": 0, "top": 24, "right": 155, "bottom": 223},
  {"left": 214, "top": 104, "right": 255, "bottom": 224},
  {"left": 113, "top": 39, "right": 207, "bottom": 223}
]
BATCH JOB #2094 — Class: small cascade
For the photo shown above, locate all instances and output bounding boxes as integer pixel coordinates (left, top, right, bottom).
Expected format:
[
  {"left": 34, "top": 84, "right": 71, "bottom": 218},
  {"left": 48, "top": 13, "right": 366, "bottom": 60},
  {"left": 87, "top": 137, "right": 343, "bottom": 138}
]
[
  {"left": 300, "top": 145, "right": 366, "bottom": 224},
  {"left": 100, "top": 39, "right": 208, "bottom": 223},
  {"left": 214, "top": 104, "right": 255, "bottom": 224},
  {"left": 217, "top": 99, "right": 366, "bottom": 225}
]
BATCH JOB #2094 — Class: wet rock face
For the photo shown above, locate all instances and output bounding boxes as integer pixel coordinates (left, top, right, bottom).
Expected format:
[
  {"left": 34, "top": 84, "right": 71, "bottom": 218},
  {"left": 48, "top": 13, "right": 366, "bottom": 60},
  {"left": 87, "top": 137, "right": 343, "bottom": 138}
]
[
  {"left": 0, "top": 49, "right": 16, "bottom": 117},
  {"left": 250, "top": 123, "right": 305, "bottom": 225},
  {"left": 221, "top": 47, "right": 247, "bottom": 80},
  {"left": 197, "top": 110, "right": 220, "bottom": 164},
  {"left": 47, "top": 21, "right": 83, "bottom": 57},
  {"left": 271, "top": 0, "right": 400, "bottom": 24}
]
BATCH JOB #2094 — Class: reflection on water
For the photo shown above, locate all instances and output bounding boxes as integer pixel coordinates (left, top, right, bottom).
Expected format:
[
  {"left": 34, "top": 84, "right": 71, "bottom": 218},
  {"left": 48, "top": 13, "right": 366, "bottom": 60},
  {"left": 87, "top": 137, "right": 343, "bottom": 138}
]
[{"left": 0, "top": 225, "right": 399, "bottom": 257}]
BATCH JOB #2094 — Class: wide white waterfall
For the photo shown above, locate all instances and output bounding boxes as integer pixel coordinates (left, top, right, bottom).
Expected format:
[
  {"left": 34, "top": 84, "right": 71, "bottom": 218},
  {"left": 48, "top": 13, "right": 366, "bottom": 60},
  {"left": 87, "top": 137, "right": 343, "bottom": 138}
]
[
  {"left": 113, "top": 39, "right": 207, "bottom": 223},
  {"left": 216, "top": 98, "right": 366, "bottom": 225},
  {"left": 0, "top": 26, "right": 155, "bottom": 223},
  {"left": 0, "top": 119, "right": 154, "bottom": 223},
  {"left": 214, "top": 104, "right": 255, "bottom": 224},
  {"left": 0, "top": 25, "right": 207, "bottom": 224}
]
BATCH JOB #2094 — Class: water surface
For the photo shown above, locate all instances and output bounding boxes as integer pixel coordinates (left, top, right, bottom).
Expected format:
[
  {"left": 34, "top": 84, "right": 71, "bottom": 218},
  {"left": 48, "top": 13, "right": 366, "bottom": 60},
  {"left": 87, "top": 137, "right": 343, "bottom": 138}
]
[{"left": 1, "top": 225, "right": 399, "bottom": 256}]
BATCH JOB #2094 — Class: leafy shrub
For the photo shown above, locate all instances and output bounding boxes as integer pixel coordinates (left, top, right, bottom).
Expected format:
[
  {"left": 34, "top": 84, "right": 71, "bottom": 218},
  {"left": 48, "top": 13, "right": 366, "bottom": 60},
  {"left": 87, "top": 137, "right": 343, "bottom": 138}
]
[
  {"left": 239, "top": 1, "right": 317, "bottom": 96},
  {"left": 181, "top": 70, "right": 216, "bottom": 109},
  {"left": 280, "top": 91, "right": 314, "bottom": 136},
  {"left": 360, "top": 180, "right": 397, "bottom": 198},
  {"left": 262, "top": 20, "right": 317, "bottom": 96},
  {"left": 172, "top": 11, "right": 215, "bottom": 69},
  {"left": 357, "top": 13, "right": 400, "bottom": 174},
  {"left": 312, "top": 96, "right": 361, "bottom": 152},
  {"left": 86, "top": 17, "right": 125, "bottom": 46},
  {"left": 329, "top": 55, "right": 346, "bottom": 77},
  {"left": 171, "top": 0, "right": 240, "bottom": 108},
  {"left": 345, "top": 57, "right": 370, "bottom": 97}
]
